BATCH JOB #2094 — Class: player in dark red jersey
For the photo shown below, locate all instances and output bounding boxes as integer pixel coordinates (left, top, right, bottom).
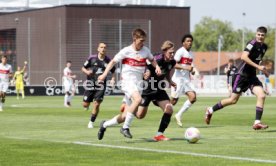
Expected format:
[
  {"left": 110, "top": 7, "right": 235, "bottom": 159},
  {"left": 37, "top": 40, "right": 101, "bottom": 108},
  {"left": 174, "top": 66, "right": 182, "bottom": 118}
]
[
  {"left": 205, "top": 26, "right": 269, "bottom": 130},
  {"left": 82, "top": 42, "right": 115, "bottom": 129}
]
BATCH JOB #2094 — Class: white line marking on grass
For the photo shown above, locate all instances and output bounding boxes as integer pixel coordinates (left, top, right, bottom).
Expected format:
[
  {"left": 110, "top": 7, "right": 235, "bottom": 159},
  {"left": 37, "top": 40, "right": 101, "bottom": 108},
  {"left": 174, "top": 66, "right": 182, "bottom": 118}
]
[
  {"left": 74, "top": 141, "right": 276, "bottom": 164},
  {"left": 5, "top": 136, "right": 276, "bottom": 164}
]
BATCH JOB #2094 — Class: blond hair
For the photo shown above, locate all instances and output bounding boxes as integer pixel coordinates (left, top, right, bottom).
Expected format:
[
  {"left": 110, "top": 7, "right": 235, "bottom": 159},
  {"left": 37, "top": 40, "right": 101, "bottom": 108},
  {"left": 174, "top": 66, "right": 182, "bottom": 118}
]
[{"left": 161, "top": 40, "right": 174, "bottom": 51}]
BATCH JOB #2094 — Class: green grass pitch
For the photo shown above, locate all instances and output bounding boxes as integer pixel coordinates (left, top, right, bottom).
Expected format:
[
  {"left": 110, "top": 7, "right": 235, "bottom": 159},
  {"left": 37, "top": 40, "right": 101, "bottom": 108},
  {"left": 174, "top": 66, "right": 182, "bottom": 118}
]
[{"left": 0, "top": 95, "right": 276, "bottom": 165}]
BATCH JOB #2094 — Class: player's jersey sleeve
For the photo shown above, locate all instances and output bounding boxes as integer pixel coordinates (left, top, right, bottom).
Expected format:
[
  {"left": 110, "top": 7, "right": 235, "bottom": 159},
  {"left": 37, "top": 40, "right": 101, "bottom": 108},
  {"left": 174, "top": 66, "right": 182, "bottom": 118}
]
[
  {"left": 244, "top": 40, "right": 255, "bottom": 52},
  {"left": 83, "top": 57, "right": 92, "bottom": 69},
  {"left": 63, "top": 68, "right": 68, "bottom": 76},
  {"left": 113, "top": 48, "right": 127, "bottom": 63},
  {"left": 145, "top": 47, "right": 154, "bottom": 61},
  {"left": 174, "top": 49, "right": 182, "bottom": 62}
]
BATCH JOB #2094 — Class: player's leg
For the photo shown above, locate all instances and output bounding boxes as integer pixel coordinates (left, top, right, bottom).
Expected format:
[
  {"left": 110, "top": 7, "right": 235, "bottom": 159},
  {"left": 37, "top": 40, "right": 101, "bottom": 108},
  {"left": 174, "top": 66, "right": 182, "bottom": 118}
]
[
  {"left": 98, "top": 102, "right": 129, "bottom": 140},
  {"left": 120, "top": 91, "right": 142, "bottom": 138},
  {"left": 20, "top": 82, "right": 25, "bottom": 99},
  {"left": 0, "top": 91, "right": 3, "bottom": 111},
  {"left": 15, "top": 83, "right": 20, "bottom": 99},
  {"left": 205, "top": 93, "right": 240, "bottom": 125},
  {"left": 88, "top": 100, "right": 102, "bottom": 127},
  {"left": 153, "top": 100, "right": 173, "bottom": 141},
  {"left": 175, "top": 90, "right": 196, "bottom": 127},
  {"left": 252, "top": 85, "right": 268, "bottom": 130}
]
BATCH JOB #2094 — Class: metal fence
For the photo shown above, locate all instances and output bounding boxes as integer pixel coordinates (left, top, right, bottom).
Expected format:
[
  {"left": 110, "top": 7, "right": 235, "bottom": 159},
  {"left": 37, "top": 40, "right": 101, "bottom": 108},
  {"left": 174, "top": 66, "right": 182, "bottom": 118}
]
[{"left": 0, "top": 17, "right": 151, "bottom": 86}]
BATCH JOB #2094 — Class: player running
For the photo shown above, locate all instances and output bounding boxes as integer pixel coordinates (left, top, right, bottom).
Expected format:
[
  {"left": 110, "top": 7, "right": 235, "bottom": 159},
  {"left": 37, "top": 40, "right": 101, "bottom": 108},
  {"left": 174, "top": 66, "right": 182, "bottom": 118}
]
[
  {"left": 205, "top": 26, "right": 269, "bottom": 130},
  {"left": 97, "top": 40, "right": 176, "bottom": 141},
  {"left": 82, "top": 42, "right": 115, "bottom": 129},
  {"left": 0, "top": 55, "right": 13, "bottom": 111},
  {"left": 170, "top": 34, "right": 197, "bottom": 127},
  {"left": 98, "top": 28, "right": 161, "bottom": 138}
]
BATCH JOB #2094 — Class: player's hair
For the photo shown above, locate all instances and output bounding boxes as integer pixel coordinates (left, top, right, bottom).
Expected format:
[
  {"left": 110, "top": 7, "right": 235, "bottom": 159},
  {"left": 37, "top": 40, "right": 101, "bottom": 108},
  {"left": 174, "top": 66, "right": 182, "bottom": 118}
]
[
  {"left": 66, "top": 60, "right": 72, "bottom": 64},
  {"left": 1, "top": 55, "right": 7, "bottom": 59},
  {"left": 132, "top": 28, "right": 147, "bottom": 39},
  {"left": 161, "top": 40, "right": 174, "bottom": 51},
  {"left": 181, "top": 34, "right": 193, "bottom": 43},
  {"left": 98, "top": 42, "right": 106, "bottom": 47},
  {"left": 228, "top": 59, "right": 234, "bottom": 63},
  {"left": 257, "top": 26, "right": 267, "bottom": 34}
]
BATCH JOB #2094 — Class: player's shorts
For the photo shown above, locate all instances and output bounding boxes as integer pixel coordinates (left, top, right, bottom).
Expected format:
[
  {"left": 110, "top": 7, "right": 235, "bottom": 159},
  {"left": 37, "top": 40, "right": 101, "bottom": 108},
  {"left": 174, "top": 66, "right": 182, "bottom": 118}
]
[
  {"left": 232, "top": 74, "right": 263, "bottom": 94},
  {"left": 140, "top": 90, "right": 170, "bottom": 107},
  {"left": 120, "top": 79, "right": 143, "bottom": 100},
  {"left": 15, "top": 82, "right": 24, "bottom": 90},
  {"left": 63, "top": 80, "right": 73, "bottom": 93},
  {"left": 171, "top": 78, "right": 195, "bottom": 99},
  {"left": 0, "top": 81, "right": 9, "bottom": 93},
  {"left": 83, "top": 88, "right": 105, "bottom": 103}
]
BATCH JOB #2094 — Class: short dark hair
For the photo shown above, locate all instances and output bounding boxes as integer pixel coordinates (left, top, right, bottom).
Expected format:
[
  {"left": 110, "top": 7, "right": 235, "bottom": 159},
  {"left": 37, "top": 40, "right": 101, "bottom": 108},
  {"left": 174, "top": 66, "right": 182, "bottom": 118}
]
[
  {"left": 66, "top": 60, "right": 72, "bottom": 64},
  {"left": 257, "top": 26, "right": 267, "bottom": 34},
  {"left": 181, "top": 34, "right": 193, "bottom": 43},
  {"left": 1, "top": 55, "right": 7, "bottom": 59}
]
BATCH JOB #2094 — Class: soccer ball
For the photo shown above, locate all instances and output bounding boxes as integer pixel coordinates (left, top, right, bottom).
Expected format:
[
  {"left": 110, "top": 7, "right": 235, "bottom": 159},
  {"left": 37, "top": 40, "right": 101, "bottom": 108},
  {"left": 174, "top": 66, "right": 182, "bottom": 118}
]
[{"left": 184, "top": 127, "right": 201, "bottom": 143}]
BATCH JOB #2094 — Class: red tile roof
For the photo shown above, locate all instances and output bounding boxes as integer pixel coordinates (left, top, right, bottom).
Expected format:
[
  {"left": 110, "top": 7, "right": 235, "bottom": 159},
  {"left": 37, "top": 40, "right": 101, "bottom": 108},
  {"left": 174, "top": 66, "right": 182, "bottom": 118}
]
[{"left": 193, "top": 51, "right": 242, "bottom": 73}]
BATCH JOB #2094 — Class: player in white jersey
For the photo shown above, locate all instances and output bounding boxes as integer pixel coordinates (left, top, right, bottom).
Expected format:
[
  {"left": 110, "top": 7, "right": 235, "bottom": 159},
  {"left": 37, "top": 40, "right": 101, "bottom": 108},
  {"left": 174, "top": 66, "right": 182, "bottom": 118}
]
[
  {"left": 0, "top": 55, "right": 13, "bottom": 111},
  {"left": 98, "top": 28, "right": 161, "bottom": 138},
  {"left": 63, "top": 61, "right": 76, "bottom": 107},
  {"left": 170, "top": 34, "right": 197, "bottom": 127}
]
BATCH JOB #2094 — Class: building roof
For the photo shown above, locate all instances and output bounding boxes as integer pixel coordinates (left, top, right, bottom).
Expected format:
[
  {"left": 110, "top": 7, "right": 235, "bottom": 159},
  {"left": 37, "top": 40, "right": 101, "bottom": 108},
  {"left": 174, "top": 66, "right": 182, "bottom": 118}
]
[{"left": 193, "top": 51, "right": 242, "bottom": 72}]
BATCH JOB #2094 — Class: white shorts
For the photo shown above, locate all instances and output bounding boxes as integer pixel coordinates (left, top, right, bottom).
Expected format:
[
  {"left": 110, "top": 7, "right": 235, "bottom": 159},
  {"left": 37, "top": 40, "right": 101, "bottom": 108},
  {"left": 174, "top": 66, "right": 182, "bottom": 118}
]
[
  {"left": 171, "top": 79, "right": 195, "bottom": 99},
  {"left": 120, "top": 79, "right": 143, "bottom": 102},
  {"left": 0, "top": 81, "right": 9, "bottom": 93},
  {"left": 63, "top": 80, "right": 73, "bottom": 93}
]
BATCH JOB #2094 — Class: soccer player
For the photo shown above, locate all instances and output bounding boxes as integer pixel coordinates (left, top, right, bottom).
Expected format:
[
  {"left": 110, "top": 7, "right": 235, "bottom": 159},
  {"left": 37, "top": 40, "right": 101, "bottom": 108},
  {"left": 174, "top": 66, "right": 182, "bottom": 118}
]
[
  {"left": 0, "top": 55, "right": 13, "bottom": 111},
  {"left": 82, "top": 42, "right": 115, "bottom": 129},
  {"left": 98, "top": 28, "right": 161, "bottom": 138},
  {"left": 63, "top": 61, "right": 76, "bottom": 107},
  {"left": 224, "top": 59, "right": 238, "bottom": 96},
  {"left": 205, "top": 26, "right": 269, "bottom": 130},
  {"left": 170, "top": 34, "right": 197, "bottom": 127},
  {"left": 97, "top": 40, "right": 175, "bottom": 141},
  {"left": 13, "top": 61, "right": 27, "bottom": 99}
]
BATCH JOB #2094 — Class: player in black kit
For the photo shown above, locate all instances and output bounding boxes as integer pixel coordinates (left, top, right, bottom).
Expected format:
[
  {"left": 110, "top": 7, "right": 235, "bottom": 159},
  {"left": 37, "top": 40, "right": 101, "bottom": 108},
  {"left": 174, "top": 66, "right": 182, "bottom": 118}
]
[
  {"left": 205, "top": 26, "right": 269, "bottom": 130},
  {"left": 97, "top": 40, "right": 176, "bottom": 141},
  {"left": 82, "top": 42, "right": 115, "bottom": 129},
  {"left": 224, "top": 59, "right": 238, "bottom": 96}
]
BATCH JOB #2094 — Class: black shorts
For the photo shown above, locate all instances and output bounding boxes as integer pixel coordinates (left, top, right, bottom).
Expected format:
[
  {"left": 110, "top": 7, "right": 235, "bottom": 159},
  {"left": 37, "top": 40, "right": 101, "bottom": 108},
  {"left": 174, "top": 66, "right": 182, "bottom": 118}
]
[
  {"left": 140, "top": 90, "right": 170, "bottom": 107},
  {"left": 232, "top": 74, "right": 263, "bottom": 94},
  {"left": 83, "top": 89, "right": 105, "bottom": 103}
]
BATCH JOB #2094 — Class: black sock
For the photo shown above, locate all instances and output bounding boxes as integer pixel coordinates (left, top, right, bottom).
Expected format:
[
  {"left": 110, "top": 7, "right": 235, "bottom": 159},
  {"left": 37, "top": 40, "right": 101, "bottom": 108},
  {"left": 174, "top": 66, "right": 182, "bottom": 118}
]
[
  {"left": 158, "top": 113, "right": 172, "bottom": 133},
  {"left": 255, "top": 107, "right": 263, "bottom": 120},
  {"left": 91, "top": 114, "right": 97, "bottom": 122},
  {"left": 212, "top": 101, "right": 223, "bottom": 112}
]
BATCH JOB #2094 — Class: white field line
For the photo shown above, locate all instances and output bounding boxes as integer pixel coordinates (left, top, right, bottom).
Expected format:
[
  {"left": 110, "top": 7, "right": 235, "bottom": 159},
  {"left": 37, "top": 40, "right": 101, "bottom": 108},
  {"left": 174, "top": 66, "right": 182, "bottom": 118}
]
[
  {"left": 4, "top": 136, "right": 276, "bottom": 164},
  {"left": 74, "top": 141, "right": 276, "bottom": 164}
]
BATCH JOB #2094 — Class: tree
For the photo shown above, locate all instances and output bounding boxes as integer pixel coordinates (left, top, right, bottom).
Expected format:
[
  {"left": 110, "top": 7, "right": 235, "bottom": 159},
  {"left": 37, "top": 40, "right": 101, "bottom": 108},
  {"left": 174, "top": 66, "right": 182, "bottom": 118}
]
[{"left": 192, "top": 17, "right": 240, "bottom": 52}]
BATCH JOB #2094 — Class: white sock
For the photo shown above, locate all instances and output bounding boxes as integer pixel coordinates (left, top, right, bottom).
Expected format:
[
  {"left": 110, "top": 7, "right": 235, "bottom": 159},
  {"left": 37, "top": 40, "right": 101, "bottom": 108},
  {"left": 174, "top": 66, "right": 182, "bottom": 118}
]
[
  {"left": 122, "top": 112, "right": 135, "bottom": 129},
  {"left": 176, "top": 100, "right": 192, "bottom": 117},
  {"left": 68, "top": 95, "right": 73, "bottom": 102},
  {"left": 103, "top": 115, "right": 119, "bottom": 128},
  {"left": 254, "top": 120, "right": 261, "bottom": 125},
  {"left": 156, "top": 132, "right": 163, "bottom": 136},
  {"left": 208, "top": 107, "right": 214, "bottom": 114},
  {"left": 64, "top": 94, "right": 69, "bottom": 104}
]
